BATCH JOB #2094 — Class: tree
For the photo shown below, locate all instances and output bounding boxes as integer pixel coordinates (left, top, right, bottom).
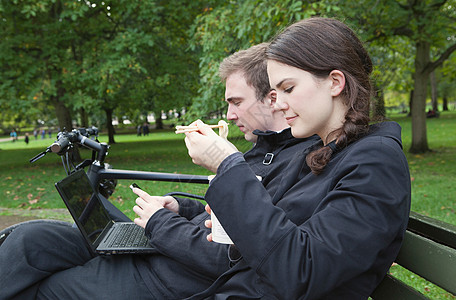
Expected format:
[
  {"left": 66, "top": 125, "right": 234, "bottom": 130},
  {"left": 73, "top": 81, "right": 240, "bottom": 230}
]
[
  {"left": 337, "top": 0, "right": 456, "bottom": 153},
  {"left": 187, "top": 0, "right": 335, "bottom": 119},
  {"left": 0, "top": 0, "right": 206, "bottom": 141}
]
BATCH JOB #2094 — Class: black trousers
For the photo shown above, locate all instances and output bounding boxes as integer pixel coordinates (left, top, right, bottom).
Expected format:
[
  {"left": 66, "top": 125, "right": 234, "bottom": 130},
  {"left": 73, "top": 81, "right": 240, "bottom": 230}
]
[{"left": 0, "top": 222, "right": 154, "bottom": 300}]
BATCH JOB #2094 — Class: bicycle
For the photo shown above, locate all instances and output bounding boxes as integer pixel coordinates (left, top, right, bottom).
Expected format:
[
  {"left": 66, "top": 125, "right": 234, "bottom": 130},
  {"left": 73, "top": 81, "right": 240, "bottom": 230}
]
[{"left": 0, "top": 127, "right": 208, "bottom": 245}]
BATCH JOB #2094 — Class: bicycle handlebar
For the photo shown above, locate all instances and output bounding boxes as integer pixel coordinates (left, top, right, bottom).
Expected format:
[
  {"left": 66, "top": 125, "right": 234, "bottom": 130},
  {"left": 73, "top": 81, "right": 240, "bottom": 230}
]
[
  {"left": 50, "top": 127, "right": 102, "bottom": 154},
  {"left": 30, "top": 127, "right": 104, "bottom": 163},
  {"left": 30, "top": 127, "right": 210, "bottom": 185}
]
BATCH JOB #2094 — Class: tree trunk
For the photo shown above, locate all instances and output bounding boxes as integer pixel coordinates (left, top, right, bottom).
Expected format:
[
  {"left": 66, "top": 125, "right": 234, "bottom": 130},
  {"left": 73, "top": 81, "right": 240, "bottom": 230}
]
[
  {"left": 51, "top": 80, "right": 82, "bottom": 162},
  {"left": 155, "top": 111, "right": 163, "bottom": 129},
  {"left": 430, "top": 71, "right": 438, "bottom": 111},
  {"left": 410, "top": 41, "right": 430, "bottom": 153},
  {"left": 51, "top": 81, "right": 73, "bottom": 131},
  {"left": 372, "top": 83, "right": 386, "bottom": 121},
  {"left": 105, "top": 107, "right": 116, "bottom": 144},
  {"left": 80, "top": 107, "right": 89, "bottom": 128},
  {"left": 442, "top": 95, "right": 448, "bottom": 111},
  {"left": 53, "top": 99, "right": 73, "bottom": 131},
  {"left": 408, "top": 90, "right": 413, "bottom": 117}
]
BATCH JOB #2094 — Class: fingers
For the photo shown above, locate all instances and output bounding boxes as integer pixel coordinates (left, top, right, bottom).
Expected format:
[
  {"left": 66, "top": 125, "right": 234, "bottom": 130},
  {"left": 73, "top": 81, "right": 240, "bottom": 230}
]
[
  {"left": 204, "top": 207, "right": 213, "bottom": 242},
  {"left": 133, "top": 197, "right": 163, "bottom": 228},
  {"left": 184, "top": 120, "right": 218, "bottom": 137},
  {"left": 135, "top": 197, "right": 147, "bottom": 207},
  {"left": 131, "top": 186, "right": 150, "bottom": 198},
  {"left": 133, "top": 205, "right": 147, "bottom": 228},
  {"left": 204, "top": 219, "right": 212, "bottom": 229},
  {"left": 206, "top": 233, "right": 213, "bottom": 242}
]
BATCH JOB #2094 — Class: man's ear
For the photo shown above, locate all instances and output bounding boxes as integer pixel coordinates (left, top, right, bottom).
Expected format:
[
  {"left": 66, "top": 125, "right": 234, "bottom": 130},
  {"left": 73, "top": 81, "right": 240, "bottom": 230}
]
[
  {"left": 329, "top": 70, "right": 345, "bottom": 97},
  {"left": 266, "top": 90, "right": 277, "bottom": 107}
]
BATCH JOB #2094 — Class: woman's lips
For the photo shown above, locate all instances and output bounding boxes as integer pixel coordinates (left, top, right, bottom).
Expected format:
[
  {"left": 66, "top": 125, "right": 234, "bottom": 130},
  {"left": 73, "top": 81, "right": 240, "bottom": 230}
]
[{"left": 285, "top": 116, "right": 298, "bottom": 125}]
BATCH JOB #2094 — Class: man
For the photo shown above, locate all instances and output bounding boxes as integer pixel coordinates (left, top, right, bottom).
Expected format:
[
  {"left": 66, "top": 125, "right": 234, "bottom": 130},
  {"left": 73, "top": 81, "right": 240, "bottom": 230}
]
[{"left": 0, "top": 43, "right": 318, "bottom": 299}]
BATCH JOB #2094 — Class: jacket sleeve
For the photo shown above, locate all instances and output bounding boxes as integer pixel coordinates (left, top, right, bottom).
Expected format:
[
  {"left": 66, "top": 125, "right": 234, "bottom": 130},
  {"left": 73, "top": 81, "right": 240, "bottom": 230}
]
[
  {"left": 145, "top": 208, "right": 230, "bottom": 278},
  {"left": 205, "top": 136, "right": 411, "bottom": 299},
  {"left": 175, "top": 196, "right": 206, "bottom": 220}
]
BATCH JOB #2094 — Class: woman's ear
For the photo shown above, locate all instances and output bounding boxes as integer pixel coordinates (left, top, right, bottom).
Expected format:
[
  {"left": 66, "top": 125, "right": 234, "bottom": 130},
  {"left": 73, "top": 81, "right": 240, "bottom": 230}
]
[{"left": 329, "top": 70, "right": 345, "bottom": 97}]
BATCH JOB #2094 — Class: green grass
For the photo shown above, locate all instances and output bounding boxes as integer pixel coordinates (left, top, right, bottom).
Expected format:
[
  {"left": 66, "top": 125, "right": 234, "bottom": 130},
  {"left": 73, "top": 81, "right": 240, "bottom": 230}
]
[
  {"left": 393, "top": 111, "right": 456, "bottom": 226},
  {"left": 1, "top": 113, "right": 455, "bottom": 299},
  {"left": 0, "top": 125, "right": 252, "bottom": 220}
]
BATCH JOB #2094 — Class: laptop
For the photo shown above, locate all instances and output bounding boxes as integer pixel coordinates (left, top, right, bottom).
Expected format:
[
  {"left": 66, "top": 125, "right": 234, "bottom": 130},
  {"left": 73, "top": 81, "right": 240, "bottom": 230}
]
[{"left": 55, "top": 169, "right": 154, "bottom": 255}]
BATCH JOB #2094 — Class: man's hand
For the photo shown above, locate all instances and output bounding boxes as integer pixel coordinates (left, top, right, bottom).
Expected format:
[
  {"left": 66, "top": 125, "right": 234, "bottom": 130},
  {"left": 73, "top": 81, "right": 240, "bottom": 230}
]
[
  {"left": 131, "top": 187, "right": 167, "bottom": 228},
  {"left": 184, "top": 120, "right": 238, "bottom": 173}
]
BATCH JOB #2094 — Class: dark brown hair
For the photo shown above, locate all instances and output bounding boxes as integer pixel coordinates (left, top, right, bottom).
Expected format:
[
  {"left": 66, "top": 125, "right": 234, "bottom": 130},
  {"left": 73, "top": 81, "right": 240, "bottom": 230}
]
[
  {"left": 219, "top": 43, "right": 270, "bottom": 102},
  {"left": 267, "top": 17, "right": 372, "bottom": 174}
]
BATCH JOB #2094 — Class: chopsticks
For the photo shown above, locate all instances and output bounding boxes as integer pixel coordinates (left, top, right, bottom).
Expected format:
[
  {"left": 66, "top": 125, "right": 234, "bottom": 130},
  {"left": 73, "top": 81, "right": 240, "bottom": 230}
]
[{"left": 175, "top": 124, "right": 228, "bottom": 134}]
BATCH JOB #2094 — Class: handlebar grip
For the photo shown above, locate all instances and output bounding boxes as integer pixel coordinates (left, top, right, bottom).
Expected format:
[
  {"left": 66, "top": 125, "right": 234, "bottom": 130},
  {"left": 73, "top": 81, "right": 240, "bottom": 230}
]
[
  {"left": 79, "top": 135, "right": 103, "bottom": 152},
  {"left": 50, "top": 137, "right": 70, "bottom": 153}
]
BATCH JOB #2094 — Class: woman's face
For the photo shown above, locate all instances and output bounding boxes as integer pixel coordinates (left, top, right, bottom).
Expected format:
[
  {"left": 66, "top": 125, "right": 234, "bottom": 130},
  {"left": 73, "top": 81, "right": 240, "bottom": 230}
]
[{"left": 267, "top": 60, "right": 346, "bottom": 142}]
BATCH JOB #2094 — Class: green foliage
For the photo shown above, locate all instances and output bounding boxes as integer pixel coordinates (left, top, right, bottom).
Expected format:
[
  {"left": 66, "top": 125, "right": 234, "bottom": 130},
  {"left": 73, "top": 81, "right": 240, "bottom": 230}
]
[
  {"left": 1, "top": 0, "right": 455, "bottom": 145},
  {"left": 186, "top": 0, "right": 340, "bottom": 119},
  {"left": 0, "top": 0, "right": 204, "bottom": 134}
]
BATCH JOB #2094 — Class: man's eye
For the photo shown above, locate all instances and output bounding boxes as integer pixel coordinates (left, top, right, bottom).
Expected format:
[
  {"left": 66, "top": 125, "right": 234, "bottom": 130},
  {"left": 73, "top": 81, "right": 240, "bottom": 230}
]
[{"left": 284, "top": 86, "right": 294, "bottom": 93}]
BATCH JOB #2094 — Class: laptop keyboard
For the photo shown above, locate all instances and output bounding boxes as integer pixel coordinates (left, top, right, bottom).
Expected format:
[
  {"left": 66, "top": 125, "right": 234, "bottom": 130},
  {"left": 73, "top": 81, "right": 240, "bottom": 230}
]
[{"left": 108, "top": 224, "right": 149, "bottom": 247}]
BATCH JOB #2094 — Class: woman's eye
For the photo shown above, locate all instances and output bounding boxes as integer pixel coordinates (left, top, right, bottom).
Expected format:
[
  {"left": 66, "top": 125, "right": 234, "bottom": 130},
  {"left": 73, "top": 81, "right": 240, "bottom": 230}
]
[{"left": 284, "top": 86, "right": 294, "bottom": 93}]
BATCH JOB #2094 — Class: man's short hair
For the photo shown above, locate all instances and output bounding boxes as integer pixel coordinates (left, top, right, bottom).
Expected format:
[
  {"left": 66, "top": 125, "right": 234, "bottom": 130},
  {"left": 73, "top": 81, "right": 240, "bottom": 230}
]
[{"left": 219, "top": 43, "right": 270, "bottom": 102}]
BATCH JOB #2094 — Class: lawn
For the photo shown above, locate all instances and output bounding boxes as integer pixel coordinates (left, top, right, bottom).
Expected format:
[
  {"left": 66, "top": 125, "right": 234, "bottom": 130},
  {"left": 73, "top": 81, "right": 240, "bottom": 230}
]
[
  {"left": 1, "top": 113, "right": 454, "bottom": 225},
  {"left": 0, "top": 126, "right": 252, "bottom": 220},
  {"left": 1, "top": 112, "right": 455, "bottom": 299}
]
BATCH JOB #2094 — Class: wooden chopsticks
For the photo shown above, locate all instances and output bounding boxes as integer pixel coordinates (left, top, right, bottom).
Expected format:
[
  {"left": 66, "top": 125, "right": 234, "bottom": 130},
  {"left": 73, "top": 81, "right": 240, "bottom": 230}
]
[{"left": 175, "top": 124, "right": 227, "bottom": 134}]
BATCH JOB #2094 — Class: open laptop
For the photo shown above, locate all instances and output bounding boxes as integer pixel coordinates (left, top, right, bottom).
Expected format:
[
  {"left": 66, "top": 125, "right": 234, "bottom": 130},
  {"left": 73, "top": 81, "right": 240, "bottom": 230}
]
[{"left": 55, "top": 169, "right": 154, "bottom": 255}]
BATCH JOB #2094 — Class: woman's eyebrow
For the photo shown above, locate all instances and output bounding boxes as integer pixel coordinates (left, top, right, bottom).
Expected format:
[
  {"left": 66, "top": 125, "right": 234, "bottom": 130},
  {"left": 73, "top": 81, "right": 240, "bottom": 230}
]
[{"left": 274, "top": 78, "right": 291, "bottom": 89}]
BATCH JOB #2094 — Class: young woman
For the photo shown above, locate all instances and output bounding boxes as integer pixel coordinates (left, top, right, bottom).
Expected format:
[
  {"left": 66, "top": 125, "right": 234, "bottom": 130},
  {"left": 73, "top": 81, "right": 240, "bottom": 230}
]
[{"left": 183, "top": 17, "right": 411, "bottom": 299}]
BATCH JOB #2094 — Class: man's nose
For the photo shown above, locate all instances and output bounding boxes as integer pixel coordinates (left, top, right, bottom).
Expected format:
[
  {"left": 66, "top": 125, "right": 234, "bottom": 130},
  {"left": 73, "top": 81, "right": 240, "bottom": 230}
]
[
  {"left": 273, "top": 97, "right": 288, "bottom": 112},
  {"left": 226, "top": 106, "right": 237, "bottom": 120}
]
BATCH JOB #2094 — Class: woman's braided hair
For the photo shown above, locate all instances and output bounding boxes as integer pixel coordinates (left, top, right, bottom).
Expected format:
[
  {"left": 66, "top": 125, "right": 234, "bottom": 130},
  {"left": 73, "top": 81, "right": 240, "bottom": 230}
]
[{"left": 266, "top": 17, "right": 373, "bottom": 174}]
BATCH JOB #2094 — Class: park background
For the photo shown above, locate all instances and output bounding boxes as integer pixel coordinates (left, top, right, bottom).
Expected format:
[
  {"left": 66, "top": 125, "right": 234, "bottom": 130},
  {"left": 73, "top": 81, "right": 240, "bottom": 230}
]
[{"left": 0, "top": 1, "right": 455, "bottom": 299}]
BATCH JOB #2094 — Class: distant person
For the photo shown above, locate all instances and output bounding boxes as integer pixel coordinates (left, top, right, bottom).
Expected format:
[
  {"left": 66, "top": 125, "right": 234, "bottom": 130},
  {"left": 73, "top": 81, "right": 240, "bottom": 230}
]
[
  {"left": 48, "top": 128, "right": 52, "bottom": 138},
  {"left": 142, "top": 122, "right": 150, "bottom": 136},
  {"left": 24, "top": 133, "right": 29, "bottom": 145},
  {"left": 41, "top": 129, "right": 46, "bottom": 139},
  {"left": 426, "top": 109, "right": 438, "bottom": 118},
  {"left": 10, "top": 129, "right": 17, "bottom": 142},
  {"left": 137, "top": 124, "right": 142, "bottom": 136},
  {"left": 33, "top": 129, "right": 38, "bottom": 140}
]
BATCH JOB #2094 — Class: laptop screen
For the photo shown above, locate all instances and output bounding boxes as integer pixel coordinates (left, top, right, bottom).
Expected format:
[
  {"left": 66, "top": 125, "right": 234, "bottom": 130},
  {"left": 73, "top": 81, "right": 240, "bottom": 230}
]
[{"left": 56, "top": 170, "right": 112, "bottom": 244}]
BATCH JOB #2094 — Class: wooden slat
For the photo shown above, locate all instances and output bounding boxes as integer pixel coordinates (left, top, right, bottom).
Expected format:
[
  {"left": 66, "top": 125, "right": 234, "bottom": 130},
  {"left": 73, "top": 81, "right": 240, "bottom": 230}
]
[
  {"left": 371, "top": 274, "right": 429, "bottom": 300},
  {"left": 396, "top": 230, "right": 456, "bottom": 295},
  {"left": 408, "top": 211, "right": 456, "bottom": 249}
]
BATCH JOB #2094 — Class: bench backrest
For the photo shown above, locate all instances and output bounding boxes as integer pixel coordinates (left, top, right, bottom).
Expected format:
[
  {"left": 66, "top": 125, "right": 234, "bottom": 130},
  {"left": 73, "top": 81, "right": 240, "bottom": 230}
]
[{"left": 371, "top": 211, "right": 456, "bottom": 299}]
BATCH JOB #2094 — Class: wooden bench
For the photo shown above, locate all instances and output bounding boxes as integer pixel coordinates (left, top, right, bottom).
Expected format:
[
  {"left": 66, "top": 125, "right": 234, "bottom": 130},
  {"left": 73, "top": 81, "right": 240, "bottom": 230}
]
[
  {"left": 371, "top": 211, "right": 456, "bottom": 299},
  {"left": 2, "top": 211, "right": 455, "bottom": 299}
]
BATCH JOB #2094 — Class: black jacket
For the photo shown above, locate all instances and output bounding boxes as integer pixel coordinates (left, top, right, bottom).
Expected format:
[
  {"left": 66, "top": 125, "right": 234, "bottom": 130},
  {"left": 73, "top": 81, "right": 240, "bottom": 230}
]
[
  {"left": 138, "top": 129, "right": 319, "bottom": 298},
  {"left": 190, "top": 122, "right": 411, "bottom": 300}
]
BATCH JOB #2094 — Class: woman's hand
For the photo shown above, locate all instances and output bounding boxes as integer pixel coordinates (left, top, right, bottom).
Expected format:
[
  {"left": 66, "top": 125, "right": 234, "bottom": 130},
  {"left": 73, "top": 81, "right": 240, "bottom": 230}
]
[
  {"left": 184, "top": 120, "right": 238, "bottom": 173},
  {"left": 204, "top": 204, "right": 213, "bottom": 242},
  {"left": 131, "top": 187, "right": 166, "bottom": 228}
]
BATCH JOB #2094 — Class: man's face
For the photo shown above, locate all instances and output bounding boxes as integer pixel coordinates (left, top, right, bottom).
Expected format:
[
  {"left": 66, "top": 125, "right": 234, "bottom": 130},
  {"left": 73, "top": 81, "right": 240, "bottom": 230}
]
[{"left": 225, "top": 71, "right": 274, "bottom": 143}]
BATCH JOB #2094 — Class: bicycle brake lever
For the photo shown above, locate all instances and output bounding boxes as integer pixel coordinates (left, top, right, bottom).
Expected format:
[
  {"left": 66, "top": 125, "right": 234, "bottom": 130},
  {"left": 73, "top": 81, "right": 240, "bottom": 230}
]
[{"left": 29, "top": 147, "right": 52, "bottom": 163}]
